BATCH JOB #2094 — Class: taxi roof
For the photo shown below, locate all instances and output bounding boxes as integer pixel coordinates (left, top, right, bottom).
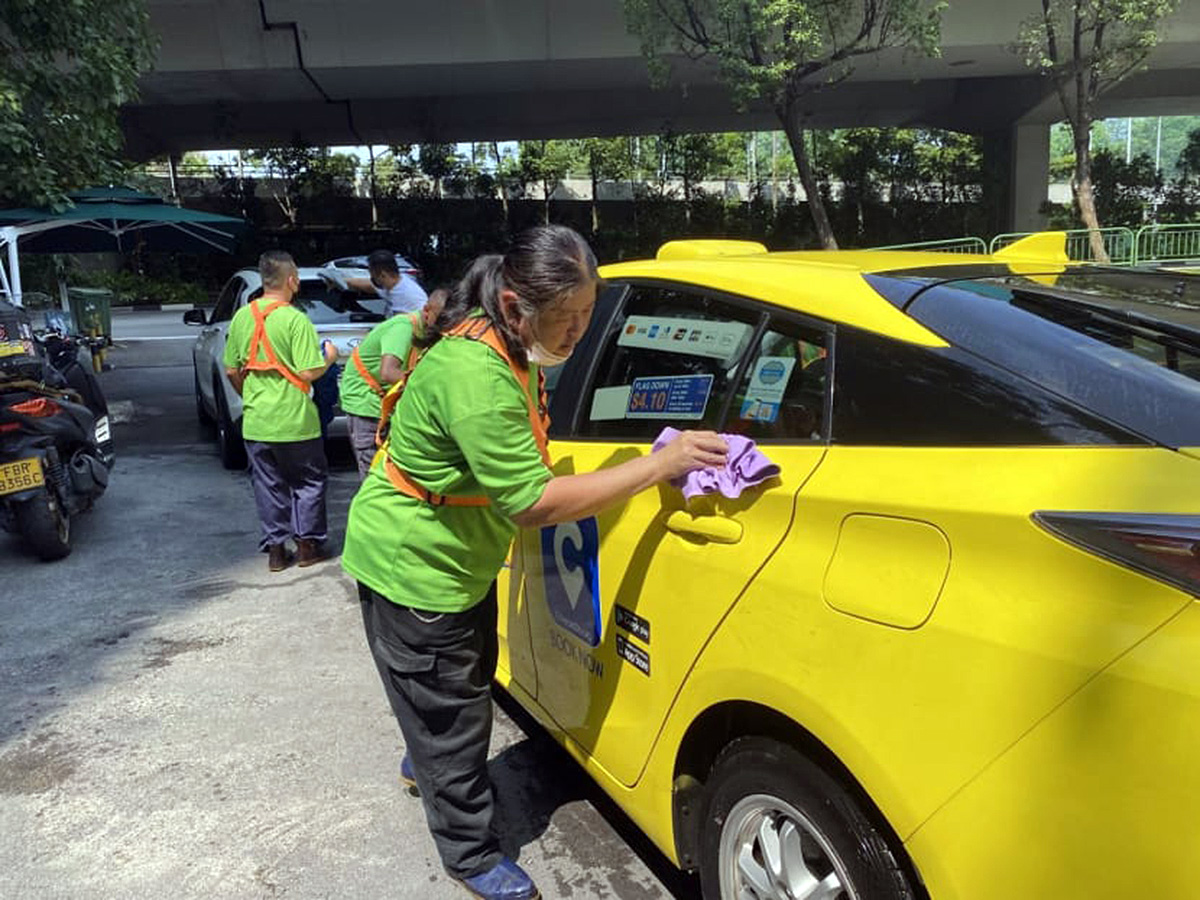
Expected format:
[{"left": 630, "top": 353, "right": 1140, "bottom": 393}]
[{"left": 597, "top": 235, "right": 1072, "bottom": 346}]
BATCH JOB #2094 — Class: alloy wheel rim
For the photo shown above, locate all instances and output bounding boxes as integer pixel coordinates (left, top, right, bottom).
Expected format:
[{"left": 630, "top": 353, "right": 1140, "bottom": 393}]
[{"left": 718, "top": 794, "right": 856, "bottom": 900}]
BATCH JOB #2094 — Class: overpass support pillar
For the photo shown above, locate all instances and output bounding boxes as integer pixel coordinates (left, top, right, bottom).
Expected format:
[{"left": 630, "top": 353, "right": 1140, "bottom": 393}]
[{"left": 981, "top": 123, "right": 1050, "bottom": 235}]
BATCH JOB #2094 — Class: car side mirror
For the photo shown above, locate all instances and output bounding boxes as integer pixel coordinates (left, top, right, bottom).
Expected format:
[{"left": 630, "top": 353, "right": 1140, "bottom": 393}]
[{"left": 183, "top": 309, "right": 208, "bottom": 326}]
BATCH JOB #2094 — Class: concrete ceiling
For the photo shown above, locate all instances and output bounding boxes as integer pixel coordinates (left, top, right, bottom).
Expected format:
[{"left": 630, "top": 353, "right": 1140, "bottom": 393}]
[{"left": 121, "top": 0, "right": 1200, "bottom": 158}]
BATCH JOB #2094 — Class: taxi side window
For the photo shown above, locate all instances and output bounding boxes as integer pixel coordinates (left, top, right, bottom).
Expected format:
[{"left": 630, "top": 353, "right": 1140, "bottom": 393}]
[
  {"left": 210, "top": 277, "right": 243, "bottom": 324},
  {"left": 725, "top": 320, "right": 829, "bottom": 442},
  {"left": 578, "top": 286, "right": 760, "bottom": 441}
]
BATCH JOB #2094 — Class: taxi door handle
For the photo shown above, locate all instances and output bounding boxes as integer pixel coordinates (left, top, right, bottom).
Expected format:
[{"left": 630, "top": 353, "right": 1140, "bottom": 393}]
[{"left": 665, "top": 510, "right": 743, "bottom": 544}]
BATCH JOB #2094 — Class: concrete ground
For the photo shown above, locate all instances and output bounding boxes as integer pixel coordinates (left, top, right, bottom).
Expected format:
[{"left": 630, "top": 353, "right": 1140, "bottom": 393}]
[{"left": 0, "top": 312, "right": 700, "bottom": 900}]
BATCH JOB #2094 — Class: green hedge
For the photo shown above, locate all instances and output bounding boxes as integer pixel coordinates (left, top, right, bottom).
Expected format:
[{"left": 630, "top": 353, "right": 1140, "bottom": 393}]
[{"left": 73, "top": 270, "right": 208, "bottom": 307}]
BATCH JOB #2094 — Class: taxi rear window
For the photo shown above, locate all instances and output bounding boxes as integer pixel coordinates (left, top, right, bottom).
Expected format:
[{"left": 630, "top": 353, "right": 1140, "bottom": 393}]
[{"left": 892, "top": 271, "right": 1200, "bottom": 447}]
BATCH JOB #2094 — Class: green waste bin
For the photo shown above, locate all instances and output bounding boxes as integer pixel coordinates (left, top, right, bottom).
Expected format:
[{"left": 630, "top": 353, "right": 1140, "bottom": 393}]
[{"left": 66, "top": 287, "right": 114, "bottom": 343}]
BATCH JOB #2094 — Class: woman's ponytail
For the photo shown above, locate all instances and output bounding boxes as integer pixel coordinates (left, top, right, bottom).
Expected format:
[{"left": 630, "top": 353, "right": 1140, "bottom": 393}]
[{"left": 430, "top": 254, "right": 504, "bottom": 340}]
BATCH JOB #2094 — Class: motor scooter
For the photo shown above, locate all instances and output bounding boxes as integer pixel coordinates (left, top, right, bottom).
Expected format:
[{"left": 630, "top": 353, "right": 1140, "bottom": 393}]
[{"left": 0, "top": 301, "right": 113, "bottom": 560}]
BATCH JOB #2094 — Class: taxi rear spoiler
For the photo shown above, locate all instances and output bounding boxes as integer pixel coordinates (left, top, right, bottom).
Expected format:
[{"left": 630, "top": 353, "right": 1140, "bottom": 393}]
[
  {"left": 992, "top": 232, "right": 1069, "bottom": 264},
  {"left": 656, "top": 240, "right": 769, "bottom": 261}
]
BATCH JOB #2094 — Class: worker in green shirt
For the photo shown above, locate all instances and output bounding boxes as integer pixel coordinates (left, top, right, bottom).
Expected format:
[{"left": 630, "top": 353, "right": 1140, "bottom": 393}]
[
  {"left": 223, "top": 250, "right": 338, "bottom": 572},
  {"left": 342, "top": 226, "right": 727, "bottom": 900},
  {"left": 338, "top": 287, "right": 447, "bottom": 478}
]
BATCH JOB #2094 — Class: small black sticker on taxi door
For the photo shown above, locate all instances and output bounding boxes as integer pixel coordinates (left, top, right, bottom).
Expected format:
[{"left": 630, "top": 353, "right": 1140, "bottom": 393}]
[
  {"left": 614, "top": 605, "right": 650, "bottom": 643},
  {"left": 615, "top": 635, "right": 650, "bottom": 676}
]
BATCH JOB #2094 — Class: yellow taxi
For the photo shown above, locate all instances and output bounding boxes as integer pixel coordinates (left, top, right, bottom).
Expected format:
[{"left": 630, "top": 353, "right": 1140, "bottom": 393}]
[{"left": 496, "top": 234, "right": 1200, "bottom": 899}]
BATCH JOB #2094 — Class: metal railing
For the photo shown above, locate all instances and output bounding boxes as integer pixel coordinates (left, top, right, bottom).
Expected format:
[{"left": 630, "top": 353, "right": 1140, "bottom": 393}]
[
  {"left": 989, "top": 227, "right": 1137, "bottom": 264},
  {"left": 1134, "top": 223, "right": 1200, "bottom": 266},
  {"left": 870, "top": 237, "right": 988, "bottom": 254}
]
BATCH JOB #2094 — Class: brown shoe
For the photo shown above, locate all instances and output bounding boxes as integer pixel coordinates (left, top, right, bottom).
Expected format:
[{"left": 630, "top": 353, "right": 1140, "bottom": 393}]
[
  {"left": 267, "top": 543, "right": 293, "bottom": 572},
  {"left": 296, "top": 538, "right": 328, "bottom": 568}
]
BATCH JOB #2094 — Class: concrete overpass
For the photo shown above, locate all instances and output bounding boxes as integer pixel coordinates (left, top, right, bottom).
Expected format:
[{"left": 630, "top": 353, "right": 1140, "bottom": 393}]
[{"left": 124, "top": 0, "right": 1200, "bottom": 230}]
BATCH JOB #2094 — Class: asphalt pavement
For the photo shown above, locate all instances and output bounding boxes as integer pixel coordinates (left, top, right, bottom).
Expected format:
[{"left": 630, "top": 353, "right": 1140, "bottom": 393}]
[{"left": 0, "top": 311, "right": 699, "bottom": 900}]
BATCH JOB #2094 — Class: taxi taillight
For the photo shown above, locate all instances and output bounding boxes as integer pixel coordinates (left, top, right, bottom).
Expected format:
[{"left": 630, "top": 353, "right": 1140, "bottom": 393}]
[
  {"left": 1033, "top": 512, "right": 1200, "bottom": 599},
  {"left": 8, "top": 397, "right": 61, "bottom": 418}
]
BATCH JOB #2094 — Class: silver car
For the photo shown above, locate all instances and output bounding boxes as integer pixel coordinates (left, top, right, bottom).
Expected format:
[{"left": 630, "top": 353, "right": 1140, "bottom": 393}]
[{"left": 184, "top": 267, "right": 385, "bottom": 468}]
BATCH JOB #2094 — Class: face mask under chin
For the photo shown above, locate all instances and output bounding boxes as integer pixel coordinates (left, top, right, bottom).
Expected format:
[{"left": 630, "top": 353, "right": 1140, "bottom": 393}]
[{"left": 526, "top": 340, "right": 571, "bottom": 367}]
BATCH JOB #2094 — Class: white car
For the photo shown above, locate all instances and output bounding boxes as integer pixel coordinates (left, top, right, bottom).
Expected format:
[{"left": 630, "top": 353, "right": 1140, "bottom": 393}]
[{"left": 184, "top": 267, "right": 386, "bottom": 468}]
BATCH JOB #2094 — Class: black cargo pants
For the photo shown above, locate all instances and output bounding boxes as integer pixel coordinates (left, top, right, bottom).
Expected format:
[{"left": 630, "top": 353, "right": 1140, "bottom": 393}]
[{"left": 358, "top": 581, "right": 501, "bottom": 879}]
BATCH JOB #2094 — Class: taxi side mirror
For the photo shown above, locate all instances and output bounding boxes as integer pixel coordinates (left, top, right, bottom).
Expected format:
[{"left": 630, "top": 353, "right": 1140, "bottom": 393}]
[{"left": 183, "top": 309, "right": 208, "bottom": 326}]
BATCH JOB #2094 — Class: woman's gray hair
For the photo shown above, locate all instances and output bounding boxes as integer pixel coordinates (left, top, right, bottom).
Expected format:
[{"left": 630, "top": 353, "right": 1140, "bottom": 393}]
[{"left": 435, "top": 225, "right": 599, "bottom": 363}]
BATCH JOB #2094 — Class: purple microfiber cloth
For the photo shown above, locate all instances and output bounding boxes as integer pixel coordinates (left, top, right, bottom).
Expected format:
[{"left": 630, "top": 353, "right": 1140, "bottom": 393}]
[{"left": 652, "top": 426, "right": 781, "bottom": 501}]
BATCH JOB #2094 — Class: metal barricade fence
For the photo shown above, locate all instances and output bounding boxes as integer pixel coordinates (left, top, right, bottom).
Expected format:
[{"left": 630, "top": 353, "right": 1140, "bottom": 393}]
[
  {"left": 1134, "top": 223, "right": 1200, "bottom": 266},
  {"left": 869, "top": 237, "right": 988, "bottom": 254},
  {"left": 990, "top": 228, "right": 1137, "bottom": 264}
]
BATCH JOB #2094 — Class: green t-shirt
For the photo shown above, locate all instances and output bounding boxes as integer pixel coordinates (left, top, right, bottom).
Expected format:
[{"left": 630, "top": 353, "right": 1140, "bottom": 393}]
[
  {"left": 338, "top": 313, "right": 417, "bottom": 419},
  {"left": 341, "top": 335, "right": 553, "bottom": 613},
  {"left": 223, "top": 300, "right": 324, "bottom": 442}
]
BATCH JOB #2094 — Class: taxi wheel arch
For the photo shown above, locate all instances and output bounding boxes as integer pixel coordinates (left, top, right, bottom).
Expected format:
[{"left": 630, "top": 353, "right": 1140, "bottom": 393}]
[
  {"left": 698, "top": 736, "right": 918, "bottom": 900},
  {"left": 672, "top": 702, "right": 924, "bottom": 897}
]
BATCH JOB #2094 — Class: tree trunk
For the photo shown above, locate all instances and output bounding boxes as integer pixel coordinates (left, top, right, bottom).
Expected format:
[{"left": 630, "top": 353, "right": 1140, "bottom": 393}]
[
  {"left": 591, "top": 171, "right": 600, "bottom": 234},
  {"left": 778, "top": 104, "right": 837, "bottom": 249},
  {"left": 1073, "top": 132, "right": 1110, "bottom": 263}
]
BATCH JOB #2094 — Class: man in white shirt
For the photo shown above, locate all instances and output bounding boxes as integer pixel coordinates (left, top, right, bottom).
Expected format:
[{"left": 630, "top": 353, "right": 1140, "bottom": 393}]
[{"left": 327, "top": 249, "right": 428, "bottom": 317}]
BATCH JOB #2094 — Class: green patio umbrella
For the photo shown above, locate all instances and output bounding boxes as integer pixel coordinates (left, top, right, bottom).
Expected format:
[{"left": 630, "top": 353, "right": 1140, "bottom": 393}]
[{"left": 0, "top": 187, "right": 246, "bottom": 307}]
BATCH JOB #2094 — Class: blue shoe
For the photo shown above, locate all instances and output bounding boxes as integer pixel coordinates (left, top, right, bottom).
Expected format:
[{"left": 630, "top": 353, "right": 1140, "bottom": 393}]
[
  {"left": 400, "top": 753, "right": 418, "bottom": 793},
  {"left": 456, "top": 857, "right": 540, "bottom": 900}
]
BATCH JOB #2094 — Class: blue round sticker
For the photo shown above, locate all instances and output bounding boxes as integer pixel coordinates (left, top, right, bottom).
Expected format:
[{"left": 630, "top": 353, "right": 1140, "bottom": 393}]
[{"left": 758, "top": 360, "right": 786, "bottom": 385}]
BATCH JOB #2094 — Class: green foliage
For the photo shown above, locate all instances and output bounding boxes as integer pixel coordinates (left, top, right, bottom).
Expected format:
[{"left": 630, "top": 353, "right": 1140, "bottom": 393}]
[
  {"left": 624, "top": 0, "right": 943, "bottom": 110},
  {"left": 74, "top": 269, "right": 207, "bottom": 307},
  {"left": 577, "top": 138, "right": 633, "bottom": 185},
  {"left": 661, "top": 132, "right": 731, "bottom": 199},
  {"left": 1090, "top": 150, "right": 1162, "bottom": 226},
  {"left": 0, "top": 0, "right": 157, "bottom": 208},
  {"left": 247, "top": 143, "right": 359, "bottom": 225},
  {"left": 623, "top": 0, "right": 945, "bottom": 247},
  {"left": 1017, "top": 0, "right": 1178, "bottom": 124}
]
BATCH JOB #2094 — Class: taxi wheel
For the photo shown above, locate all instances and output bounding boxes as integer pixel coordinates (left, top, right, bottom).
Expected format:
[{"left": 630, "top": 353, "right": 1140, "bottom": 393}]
[{"left": 699, "top": 737, "right": 916, "bottom": 900}]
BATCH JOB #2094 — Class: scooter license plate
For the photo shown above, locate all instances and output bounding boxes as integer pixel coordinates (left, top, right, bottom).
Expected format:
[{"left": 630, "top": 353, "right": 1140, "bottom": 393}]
[{"left": 0, "top": 458, "right": 44, "bottom": 496}]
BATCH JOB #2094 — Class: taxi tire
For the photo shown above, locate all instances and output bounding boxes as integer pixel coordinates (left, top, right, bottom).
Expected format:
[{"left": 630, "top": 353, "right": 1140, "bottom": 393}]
[
  {"left": 214, "top": 378, "right": 247, "bottom": 470},
  {"left": 16, "top": 491, "right": 71, "bottom": 561},
  {"left": 698, "top": 737, "right": 916, "bottom": 900}
]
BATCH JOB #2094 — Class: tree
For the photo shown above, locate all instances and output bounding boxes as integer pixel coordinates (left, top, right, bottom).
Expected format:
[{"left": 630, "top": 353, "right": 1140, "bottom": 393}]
[
  {"left": 624, "top": 0, "right": 944, "bottom": 248},
  {"left": 1017, "top": 0, "right": 1179, "bottom": 262},
  {"left": 517, "top": 140, "right": 579, "bottom": 224},
  {"left": 661, "top": 132, "right": 730, "bottom": 223},
  {"left": 577, "top": 138, "right": 632, "bottom": 232},
  {"left": 417, "top": 143, "right": 462, "bottom": 199},
  {"left": 248, "top": 143, "right": 358, "bottom": 226},
  {"left": 0, "top": 0, "right": 157, "bottom": 208}
]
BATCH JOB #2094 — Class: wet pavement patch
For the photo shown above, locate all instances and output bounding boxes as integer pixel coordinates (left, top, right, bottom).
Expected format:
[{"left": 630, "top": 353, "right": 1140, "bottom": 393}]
[
  {"left": 0, "top": 731, "right": 79, "bottom": 795},
  {"left": 179, "top": 579, "right": 241, "bottom": 601},
  {"left": 142, "top": 636, "right": 227, "bottom": 669}
]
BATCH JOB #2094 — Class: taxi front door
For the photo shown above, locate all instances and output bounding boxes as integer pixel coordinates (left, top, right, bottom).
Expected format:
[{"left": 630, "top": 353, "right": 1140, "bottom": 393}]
[{"left": 518, "top": 284, "right": 831, "bottom": 788}]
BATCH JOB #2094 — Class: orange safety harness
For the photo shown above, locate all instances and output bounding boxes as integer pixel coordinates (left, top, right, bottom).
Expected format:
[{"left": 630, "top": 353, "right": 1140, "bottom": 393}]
[
  {"left": 241, "top": 299, "right": 310, "bottom": 394},
  {"left": 350, "top": 312, "right": 422, "bottom": 398},
  {"left": 375, "top": 316, "right": 550, "bottom": 507}
]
